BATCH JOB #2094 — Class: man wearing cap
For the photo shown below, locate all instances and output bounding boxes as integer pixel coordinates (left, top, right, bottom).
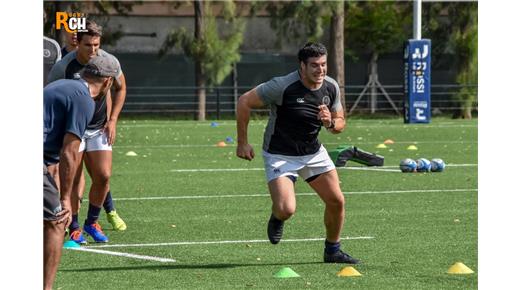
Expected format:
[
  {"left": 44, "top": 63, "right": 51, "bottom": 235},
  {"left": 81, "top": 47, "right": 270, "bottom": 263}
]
[
  {"left": 44, "top": 56, "right": 117, "bottom": 290},
  {"left": 48, "top": 20, "right": 127, "bottom": 244}
]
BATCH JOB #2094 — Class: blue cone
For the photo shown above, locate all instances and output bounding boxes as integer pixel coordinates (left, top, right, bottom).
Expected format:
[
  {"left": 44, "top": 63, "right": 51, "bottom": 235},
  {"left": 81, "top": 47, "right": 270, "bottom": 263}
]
[
  {"left": 210, "top": 122, "right": 219, "bottom": 127},
  {"left": 225, "top": 136, "right": 234, "bottom": 143}
]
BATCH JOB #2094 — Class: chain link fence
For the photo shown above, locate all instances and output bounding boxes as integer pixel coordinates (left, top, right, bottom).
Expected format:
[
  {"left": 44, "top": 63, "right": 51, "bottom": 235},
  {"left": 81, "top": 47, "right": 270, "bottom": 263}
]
[{"left": 123, "top": 84, "right": 477, "bottom": 118}]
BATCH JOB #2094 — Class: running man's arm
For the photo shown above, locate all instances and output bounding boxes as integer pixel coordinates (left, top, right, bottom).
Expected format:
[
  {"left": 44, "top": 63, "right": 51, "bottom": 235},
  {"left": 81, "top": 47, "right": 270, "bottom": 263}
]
[
  {"left": 329, "top": 109, "right": 346, "bottom": 134},
  {"left": 318, "top": 106, "right": 346, "bottom": 134},
  {"left": 105, "top": 72, "right": 127, "bottom": 145},
  {"left": 236, "top": 88, "right": 265, "bottom": 161},
  {"left": 320, "top": 77, "right": 346, "bottom": 134}
]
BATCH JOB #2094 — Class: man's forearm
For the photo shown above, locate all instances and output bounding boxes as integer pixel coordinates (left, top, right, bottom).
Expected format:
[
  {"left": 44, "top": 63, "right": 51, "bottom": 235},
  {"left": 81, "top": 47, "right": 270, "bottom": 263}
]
[
  {"left": 58, "top": 150, "right": 81, "bottom": 202},
  {"left": 109, "top": 88, "right": 126, "bottom": 122},
  {"left": 236, "top": 99, "right": 251, "bottom": 145},
  {"left": 328, "top": 116, "right": 345, "bottom": 134}
]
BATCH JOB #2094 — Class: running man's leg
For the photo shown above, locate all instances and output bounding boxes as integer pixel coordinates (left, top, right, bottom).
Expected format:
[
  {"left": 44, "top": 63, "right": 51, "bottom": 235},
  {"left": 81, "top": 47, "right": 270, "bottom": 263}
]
[
  {"left": 307, "top": 169, "right": 344, "bottom": 242},
  {"left": 266, "top": 176, "right": 297, "bottom": 244},
  {"left": 308, "top": 169, "right": 360, "bottom": 264},
  {"left": 268, "top": 176, "right": 297, "bottom": 221}
]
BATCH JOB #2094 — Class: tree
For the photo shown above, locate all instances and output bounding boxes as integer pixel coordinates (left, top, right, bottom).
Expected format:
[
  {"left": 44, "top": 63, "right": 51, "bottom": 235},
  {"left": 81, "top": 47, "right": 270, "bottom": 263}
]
[
  {"left": 328, "top": 1, "right": 345, "bottom": 110},
  {"left": 250, "top": 1, "right": 345, "bottom": 108},
  {"left": 423, "top": 2, "right": 478, "bottom": 119},
  {"left": 44, "top": 1, "right": 135, "bottom": 45},
  {"left": 160, "top": 0, "right": 245, "bottom": 121},
  {"left": 345, "top": 1, "right": 411, "bottom": 114}
]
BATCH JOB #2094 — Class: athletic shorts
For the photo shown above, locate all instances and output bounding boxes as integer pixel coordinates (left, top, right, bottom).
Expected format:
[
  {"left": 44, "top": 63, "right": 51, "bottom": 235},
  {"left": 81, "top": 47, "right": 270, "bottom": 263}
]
[
  {"left": 44, "top": 165, "right": 62, "bottom": 221},
  {"left": 262, "top": 145, "right": 335, "bottom": 183},
  {"left": 79, "top": 128, "right": 112, "bottom": 152}
]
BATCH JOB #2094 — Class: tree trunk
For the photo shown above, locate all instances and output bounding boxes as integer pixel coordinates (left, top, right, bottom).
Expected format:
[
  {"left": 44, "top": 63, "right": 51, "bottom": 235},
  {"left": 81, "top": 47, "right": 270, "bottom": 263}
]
[
  {"left": 328, "top": 1, "right": 345, "bottom": 111},
  {"left": 194, "top": 0, "right": 206, "bottom": 121}
]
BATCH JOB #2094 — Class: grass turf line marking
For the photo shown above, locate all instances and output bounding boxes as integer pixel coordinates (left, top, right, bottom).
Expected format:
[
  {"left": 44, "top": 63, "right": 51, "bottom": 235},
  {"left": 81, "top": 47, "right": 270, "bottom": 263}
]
[
  {"left": 86, "top": 236, "right": 374, "bottom": 249},
  {"left": 68, "top": 247, "right": 176, "bottom": 262},
  {"left": 113, "top": 188, "right": 477, "bottom": 201},
  {"left": 167, "top": 163, "right": 477, "bottom": 173}
]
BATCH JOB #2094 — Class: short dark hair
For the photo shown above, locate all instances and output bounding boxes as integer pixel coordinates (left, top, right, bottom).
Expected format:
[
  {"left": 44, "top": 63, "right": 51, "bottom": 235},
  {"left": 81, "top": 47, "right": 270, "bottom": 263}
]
[
  {"left": 298, "top": 42, "right": 327, "bottom": 64},
  {"left": 77, "top": 20, "right": 103, "bottom": 43}
]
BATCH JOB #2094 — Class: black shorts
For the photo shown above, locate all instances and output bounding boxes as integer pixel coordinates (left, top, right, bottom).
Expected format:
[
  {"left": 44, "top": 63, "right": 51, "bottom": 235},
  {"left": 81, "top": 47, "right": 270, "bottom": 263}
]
[{"left": 43, "top": 165, "right": 61, "bottom": 221}]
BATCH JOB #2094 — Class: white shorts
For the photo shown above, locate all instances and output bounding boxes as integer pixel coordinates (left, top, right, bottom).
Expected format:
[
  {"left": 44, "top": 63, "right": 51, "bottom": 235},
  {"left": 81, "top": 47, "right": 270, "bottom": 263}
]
[
  {"left": 79, "top": 129, "right": 112, "bottom": 152},
  {"left": 262, "top": 145, "right": 335, "bottom": 183}
]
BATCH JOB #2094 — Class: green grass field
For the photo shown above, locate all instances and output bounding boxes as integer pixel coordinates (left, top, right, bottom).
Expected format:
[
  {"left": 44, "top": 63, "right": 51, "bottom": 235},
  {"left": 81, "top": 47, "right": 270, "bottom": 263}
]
[{"left": 56, "top": 117, "right": 477, "bottom": 289}]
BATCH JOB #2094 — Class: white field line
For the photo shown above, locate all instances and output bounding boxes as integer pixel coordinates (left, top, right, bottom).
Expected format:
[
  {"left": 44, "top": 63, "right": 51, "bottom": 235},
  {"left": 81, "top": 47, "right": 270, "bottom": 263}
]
[
  {"left": 165, "top": 167, "right": 401, "bottom": 173},
  {"left": 67, "top": 247, "right": 176, "bottom": 263},
  {"left": 115, "top": 140, "right": 477, "bottom": 149},
  {"left": 86, "top": 236, "right": 375, "bottom": 249},
  {"left": 167, "top": 163, "right": 477, "bottom": 173},
  {"left": 112, "top": 188, "right": 477, "bottom": 201}
]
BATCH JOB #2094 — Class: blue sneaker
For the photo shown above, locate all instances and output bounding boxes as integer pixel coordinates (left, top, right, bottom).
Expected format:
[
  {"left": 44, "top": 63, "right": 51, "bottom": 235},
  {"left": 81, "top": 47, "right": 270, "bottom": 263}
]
[
  {"left": 83, "top": 222, "right": 109, "bottom": 243},
  {"left": 69, "top": 229, "right": 87, "bottom": 245}
]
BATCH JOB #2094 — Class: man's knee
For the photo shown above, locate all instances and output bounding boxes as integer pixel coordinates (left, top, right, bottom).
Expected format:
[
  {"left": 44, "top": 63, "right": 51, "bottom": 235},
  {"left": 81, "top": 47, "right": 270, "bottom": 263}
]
[
  {"left": 44, "top": 220, "right": 65, "bottom": 234},
  {"left": 274, "top": 204, "right": 296, "bottom": 220},
  {"left": 325, "top": 193, "right": 345, "bottom": 209},
  {"left": 91, "top": 169, "right": 111, "bottom": 185}
]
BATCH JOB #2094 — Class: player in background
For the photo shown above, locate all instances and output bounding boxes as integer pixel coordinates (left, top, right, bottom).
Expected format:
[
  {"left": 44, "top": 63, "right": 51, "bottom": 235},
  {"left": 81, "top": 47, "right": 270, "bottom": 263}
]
[
  {"left": 236, "top": 42, "right": 360, "bottom": 264},
  {"left": 44, "top": 36, "right": 61, "bottom": 87},
  {"left": 61, "top": 30, "right": 78, "bottom": 57},
  {"left": 44, "top": 35, "right": 62, "bottom": 191},
  {"left": 44, "top": 55, "right": 118, "bottom": 289},
  {"left": 48, "top": 20, "right": 127, "bottom": 244}
]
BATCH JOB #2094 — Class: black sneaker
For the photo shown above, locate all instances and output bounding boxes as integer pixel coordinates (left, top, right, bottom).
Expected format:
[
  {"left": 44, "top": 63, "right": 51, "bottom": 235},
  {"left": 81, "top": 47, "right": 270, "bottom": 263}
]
[
  {"left": 324, "top": 249, "right": 360, "bottom": 264},
  {"left": 267, "top": 214, "right": 284, "bottom": 244}
]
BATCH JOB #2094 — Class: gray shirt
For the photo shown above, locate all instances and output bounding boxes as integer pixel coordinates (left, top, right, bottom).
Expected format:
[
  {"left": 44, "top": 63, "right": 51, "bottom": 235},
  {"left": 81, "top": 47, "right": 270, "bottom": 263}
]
[
  {"left": 257, "top": 71, "right": 342, "bottom": 156},
  {"left": 43, "top": 36, "right": 61, "bottom": 87},
  {"left": 47, "top": 49, "right": 123, "bottom": 130}
]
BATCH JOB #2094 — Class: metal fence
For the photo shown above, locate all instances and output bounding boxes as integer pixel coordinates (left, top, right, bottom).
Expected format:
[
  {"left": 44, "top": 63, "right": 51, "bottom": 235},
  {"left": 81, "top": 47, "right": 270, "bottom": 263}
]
[{"left": 123, "top": 84, "right": 477, "bottom": 117}]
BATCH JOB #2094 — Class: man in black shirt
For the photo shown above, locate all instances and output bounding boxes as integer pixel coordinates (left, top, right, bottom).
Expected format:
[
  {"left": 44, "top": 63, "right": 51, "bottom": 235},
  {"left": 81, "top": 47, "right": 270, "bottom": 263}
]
[{"left": 236, "top": 42, "right": 359, "bottom": 264}]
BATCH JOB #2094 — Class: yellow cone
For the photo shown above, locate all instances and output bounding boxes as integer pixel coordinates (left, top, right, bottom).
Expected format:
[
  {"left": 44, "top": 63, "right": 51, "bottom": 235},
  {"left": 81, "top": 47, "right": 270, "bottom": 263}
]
[
  {"left": 125, "top": 151, "right": 138, "bottom": 156},
  {"left": 447, "top": 262, "right": 474, "bottom": 274},
  {"left": 337, "top": 266, "right": 362, "bottom": 277},
  {"left": 376, "top": 143, "right": 387, "bottom": 149},
  {"left": 407, "top": 145, "right": 418, "bottom": 150},
  {"left": 383, "top": 139, "right": 395, "bottom": 145}
]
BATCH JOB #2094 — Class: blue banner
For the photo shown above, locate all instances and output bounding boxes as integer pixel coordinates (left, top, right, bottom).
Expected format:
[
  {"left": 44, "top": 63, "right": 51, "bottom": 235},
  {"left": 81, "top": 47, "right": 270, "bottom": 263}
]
[{"left": 404, "top": 39, "right": 431, "bottom": 123}]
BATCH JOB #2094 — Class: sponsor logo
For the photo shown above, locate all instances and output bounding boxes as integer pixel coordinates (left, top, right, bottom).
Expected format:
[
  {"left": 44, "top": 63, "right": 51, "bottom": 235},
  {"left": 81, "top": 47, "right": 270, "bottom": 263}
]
[
  {"left": 413, "top": 101, "right": 428, "bottom": 121},
  {"left": 413, "top": 101, "right": 428, "bottom": 109},
  {"left": 296, "top": 98, "right": 305, "bottom": 104},
  {"left": 412, "top": 44, "right": 429, "bottom": 59}
]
